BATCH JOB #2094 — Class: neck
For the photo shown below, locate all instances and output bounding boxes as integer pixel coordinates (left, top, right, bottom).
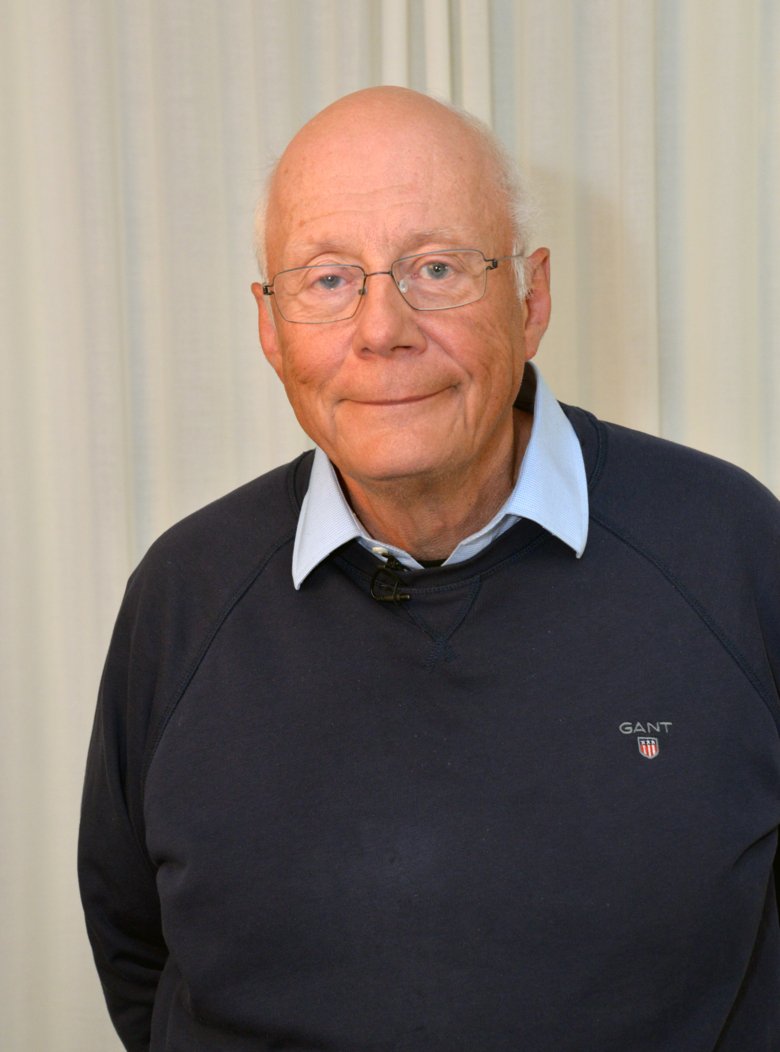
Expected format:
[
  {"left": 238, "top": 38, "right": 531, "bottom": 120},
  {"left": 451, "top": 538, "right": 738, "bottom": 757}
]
[{"left": 340, "top": 408, "right": 533, "bottom": 562}]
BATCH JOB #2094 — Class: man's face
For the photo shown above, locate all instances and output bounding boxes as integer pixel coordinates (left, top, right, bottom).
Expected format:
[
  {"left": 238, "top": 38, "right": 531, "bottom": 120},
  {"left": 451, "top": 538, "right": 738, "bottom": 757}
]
[{"left": 253, "top": 91, "right": 549, "bottom": 499}]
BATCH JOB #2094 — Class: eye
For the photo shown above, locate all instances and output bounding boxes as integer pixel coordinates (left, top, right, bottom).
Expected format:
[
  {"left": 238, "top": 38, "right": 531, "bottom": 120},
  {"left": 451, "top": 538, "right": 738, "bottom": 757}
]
[
  {"left": 419, "top": 259, "right": 454, "bottom": 281},
  {"left": 297, "top": 266, "right": 361, "bottom": 298},
  {"left": 310, "top": 271, "right": 347, "bottom": 292}
]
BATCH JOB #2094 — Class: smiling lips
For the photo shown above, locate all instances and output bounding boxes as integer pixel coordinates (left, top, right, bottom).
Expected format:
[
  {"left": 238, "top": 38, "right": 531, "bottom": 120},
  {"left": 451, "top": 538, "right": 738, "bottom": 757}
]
[{"left": 351, "top": 388, "right": 450, "bottom": 407}]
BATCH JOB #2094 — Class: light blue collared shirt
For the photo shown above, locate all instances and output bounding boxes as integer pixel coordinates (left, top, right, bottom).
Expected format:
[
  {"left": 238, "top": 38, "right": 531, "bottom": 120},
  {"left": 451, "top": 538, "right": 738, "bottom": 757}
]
[{"left": 291, "top": 365, "right": 589, "bottom": 589}]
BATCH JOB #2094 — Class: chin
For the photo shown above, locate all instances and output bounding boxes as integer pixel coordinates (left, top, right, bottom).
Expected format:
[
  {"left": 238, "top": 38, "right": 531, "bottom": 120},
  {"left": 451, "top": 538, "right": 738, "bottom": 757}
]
[{"left": 338, "top": 444, "right": 449, "bottom": 488}]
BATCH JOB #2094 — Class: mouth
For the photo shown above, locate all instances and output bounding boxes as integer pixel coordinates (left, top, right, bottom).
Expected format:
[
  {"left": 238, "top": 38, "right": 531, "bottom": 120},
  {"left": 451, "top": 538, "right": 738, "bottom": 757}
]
[{"left": 352, "top": 388, "right": 450, "bottom": 407}]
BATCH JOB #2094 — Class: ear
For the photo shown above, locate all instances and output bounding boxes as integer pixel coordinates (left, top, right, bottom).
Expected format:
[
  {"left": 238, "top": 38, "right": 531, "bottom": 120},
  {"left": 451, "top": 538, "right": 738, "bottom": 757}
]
[
  {"left": 251, "top": 282, "right": 284, "bottom": 381},
  {"left": 521, "top": 247, "right": 551, "bottom": 362}
]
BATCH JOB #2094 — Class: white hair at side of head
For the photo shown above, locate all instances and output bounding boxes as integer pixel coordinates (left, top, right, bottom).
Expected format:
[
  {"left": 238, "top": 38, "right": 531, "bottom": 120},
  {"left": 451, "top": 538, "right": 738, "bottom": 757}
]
[
  {"left": 253, "top": 155, "right": 278, "bottom": 283},
  {"left": 253, "top": 96, "right": 538, "bottom": 300}
]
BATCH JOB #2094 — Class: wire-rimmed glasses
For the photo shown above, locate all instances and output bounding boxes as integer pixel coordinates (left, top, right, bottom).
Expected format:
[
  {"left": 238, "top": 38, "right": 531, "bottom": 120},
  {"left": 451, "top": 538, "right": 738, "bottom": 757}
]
[{"left": 261, "top": 249, "right": 523, "bottom": 324}]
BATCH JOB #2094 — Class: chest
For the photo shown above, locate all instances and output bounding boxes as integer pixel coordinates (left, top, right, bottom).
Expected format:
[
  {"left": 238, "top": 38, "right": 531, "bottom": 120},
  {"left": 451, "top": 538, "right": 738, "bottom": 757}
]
[{"left": 143, "top": 547, "right": 780, "bottom": 1045}]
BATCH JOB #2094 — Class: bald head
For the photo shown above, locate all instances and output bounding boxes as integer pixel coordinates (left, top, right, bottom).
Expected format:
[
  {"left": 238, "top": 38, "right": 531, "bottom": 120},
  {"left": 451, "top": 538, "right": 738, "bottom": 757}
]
[{"left": 254, "top": 87, "right": 533, "bottom": 295}]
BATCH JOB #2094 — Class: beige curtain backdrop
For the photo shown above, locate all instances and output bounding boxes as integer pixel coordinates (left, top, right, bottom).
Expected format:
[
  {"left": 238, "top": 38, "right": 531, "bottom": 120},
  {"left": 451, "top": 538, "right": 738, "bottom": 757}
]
[{"left": 1, "top": 1, "right": 778, "bottom": 1048}]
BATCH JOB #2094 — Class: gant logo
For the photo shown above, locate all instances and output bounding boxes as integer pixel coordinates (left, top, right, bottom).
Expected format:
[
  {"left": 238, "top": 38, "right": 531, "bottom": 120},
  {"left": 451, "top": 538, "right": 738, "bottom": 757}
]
[
  {"left": 637, "top": 736, "right": 659, "bottom": 759},
  {"left": 619, "top": 721, "right": 672, "bottom": 760}
]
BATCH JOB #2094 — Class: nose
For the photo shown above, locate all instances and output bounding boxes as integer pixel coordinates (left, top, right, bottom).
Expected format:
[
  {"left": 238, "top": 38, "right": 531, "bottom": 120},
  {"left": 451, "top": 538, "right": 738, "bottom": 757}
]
[{"left": 351, "top": 270, "right": 425, "bottom": 357}]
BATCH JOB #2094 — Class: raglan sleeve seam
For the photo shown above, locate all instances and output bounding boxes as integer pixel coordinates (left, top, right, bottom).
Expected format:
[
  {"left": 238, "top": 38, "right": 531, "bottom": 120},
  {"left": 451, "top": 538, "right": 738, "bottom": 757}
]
[{"left": 589, "top": 509, "right": 780, "bottom": 735}]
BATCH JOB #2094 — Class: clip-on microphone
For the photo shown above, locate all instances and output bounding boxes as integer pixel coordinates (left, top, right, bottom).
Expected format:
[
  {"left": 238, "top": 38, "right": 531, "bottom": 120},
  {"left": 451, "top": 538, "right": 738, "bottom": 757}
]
[{"left": 370, "top": 555, "right": 411, "bottom": 603}]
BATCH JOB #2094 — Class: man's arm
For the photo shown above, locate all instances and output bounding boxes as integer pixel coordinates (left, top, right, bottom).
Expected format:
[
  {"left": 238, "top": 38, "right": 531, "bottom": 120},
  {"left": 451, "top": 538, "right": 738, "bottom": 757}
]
[{"left": 78, "top": 582, "right": 168, "bottom": 1052}]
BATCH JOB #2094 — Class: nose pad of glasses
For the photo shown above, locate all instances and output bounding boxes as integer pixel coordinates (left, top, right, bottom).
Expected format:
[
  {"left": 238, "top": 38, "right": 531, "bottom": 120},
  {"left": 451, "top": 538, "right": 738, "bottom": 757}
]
[{"left": 397, "top": 278, "right": 409, "bottom": 294}]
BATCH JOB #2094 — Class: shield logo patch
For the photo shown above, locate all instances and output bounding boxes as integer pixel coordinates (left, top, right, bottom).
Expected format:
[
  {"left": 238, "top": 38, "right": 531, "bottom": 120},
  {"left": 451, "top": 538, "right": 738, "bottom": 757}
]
[{"left": 637, "top": 736, "right": 660, "bottom": 759}]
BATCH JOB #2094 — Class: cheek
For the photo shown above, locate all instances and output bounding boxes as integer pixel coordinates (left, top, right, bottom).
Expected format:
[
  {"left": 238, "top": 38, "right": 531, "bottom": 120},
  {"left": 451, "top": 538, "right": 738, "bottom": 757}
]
[
  {"left": 279, "top": 334, "right": 340, "bottom": 393},
  {"left": 444, "top": 312, "right": 524, "bottom": 394},
  {"left": 275, "top": 339, "right": 352, "bottom": 445}
]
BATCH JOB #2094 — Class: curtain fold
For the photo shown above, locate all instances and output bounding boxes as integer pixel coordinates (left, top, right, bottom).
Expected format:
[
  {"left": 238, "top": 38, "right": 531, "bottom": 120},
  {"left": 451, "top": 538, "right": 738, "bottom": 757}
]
[{"left": 2, "top": 2, "right": 777, "bottom": 1047}]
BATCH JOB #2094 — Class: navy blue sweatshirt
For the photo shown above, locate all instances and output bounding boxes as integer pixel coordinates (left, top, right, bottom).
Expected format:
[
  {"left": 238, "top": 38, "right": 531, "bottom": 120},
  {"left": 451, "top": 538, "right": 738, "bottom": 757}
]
[{"left": 79, "top": 405, "right": 780, "bottom": 1051}]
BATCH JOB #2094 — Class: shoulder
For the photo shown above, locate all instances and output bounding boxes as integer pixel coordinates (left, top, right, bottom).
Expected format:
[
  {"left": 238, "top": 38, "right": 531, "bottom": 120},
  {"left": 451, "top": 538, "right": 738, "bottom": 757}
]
[
  {"left": 563, "top": 404, "right": 780, "bottom": 541},
  {"left": 564, "top": 406, "right": 780, "bottom": 713},
  {"left": 101, "top": 452, "right": 313, "bottom": 795},
  {"left": 112, "top": 452, "right": 313, "bottom": 695},
  {"left": 131, "top": 451, "right": 313, "bottom": 598}
]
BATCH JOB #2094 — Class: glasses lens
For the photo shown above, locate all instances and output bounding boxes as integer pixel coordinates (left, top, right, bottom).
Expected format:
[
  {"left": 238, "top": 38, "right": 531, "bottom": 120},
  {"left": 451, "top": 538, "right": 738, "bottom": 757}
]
[
  {"left": 273, "top": 264, "right": 364, "bottom": 322},
  {"left": 393, "top": 250, "right": 487, "bottom": 310}
]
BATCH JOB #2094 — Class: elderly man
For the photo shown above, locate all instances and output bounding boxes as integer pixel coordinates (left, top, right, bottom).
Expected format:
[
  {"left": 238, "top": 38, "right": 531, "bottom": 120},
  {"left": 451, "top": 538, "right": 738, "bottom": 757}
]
[{"left": 79, "top": 88, "right": 780, "bottom": 1051}]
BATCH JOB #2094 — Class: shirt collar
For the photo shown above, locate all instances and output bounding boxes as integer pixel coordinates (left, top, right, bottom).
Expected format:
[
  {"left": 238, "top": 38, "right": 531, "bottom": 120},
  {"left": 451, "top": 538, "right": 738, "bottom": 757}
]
[{"left": 291, "top": 364, "right": 589, "bottom": 589}]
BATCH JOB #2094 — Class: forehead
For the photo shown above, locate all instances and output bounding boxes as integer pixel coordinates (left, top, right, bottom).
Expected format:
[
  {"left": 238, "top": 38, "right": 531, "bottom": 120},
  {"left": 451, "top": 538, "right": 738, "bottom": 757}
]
[{"left": 266, "top": 108, "right": 505, "bottom": 265}]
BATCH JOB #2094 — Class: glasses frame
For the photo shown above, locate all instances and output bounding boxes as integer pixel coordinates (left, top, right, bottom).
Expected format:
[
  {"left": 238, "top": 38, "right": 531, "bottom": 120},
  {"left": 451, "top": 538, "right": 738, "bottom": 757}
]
[{"left": 261, "top": 249, "right": 524, "bottom": 324}]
